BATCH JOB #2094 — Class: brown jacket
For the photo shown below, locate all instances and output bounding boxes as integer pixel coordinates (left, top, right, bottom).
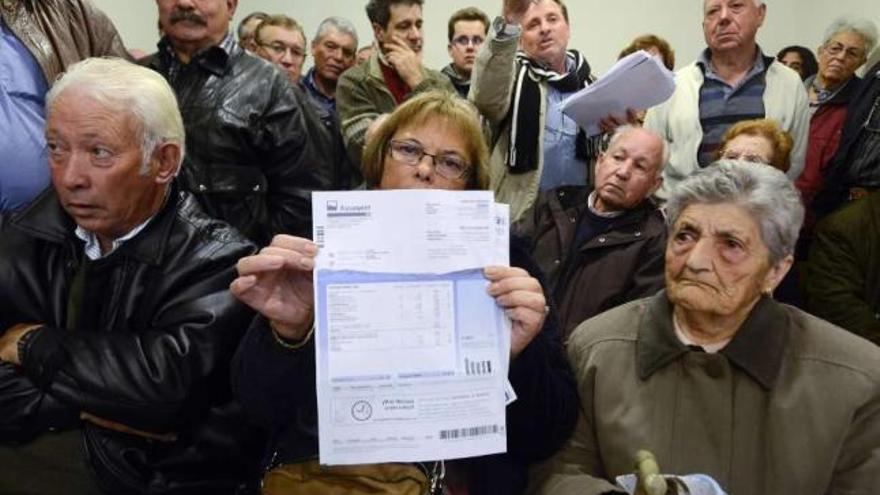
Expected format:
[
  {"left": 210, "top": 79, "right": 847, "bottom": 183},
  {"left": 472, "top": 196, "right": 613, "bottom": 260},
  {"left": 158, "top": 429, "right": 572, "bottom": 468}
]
[
  {"left": 1, "top": 0, "right": 128, "bottom": 84},
  {"left": 518, "top": 186, "right": 666, "bottom": 339},
  {"left": 529, "top": 292, "right": 880, "bottom": 494}
]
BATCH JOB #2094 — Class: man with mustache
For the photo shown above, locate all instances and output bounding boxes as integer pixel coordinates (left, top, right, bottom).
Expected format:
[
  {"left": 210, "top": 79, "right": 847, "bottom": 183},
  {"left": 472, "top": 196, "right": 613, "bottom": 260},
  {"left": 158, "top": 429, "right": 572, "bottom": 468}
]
[
  {"left": 644, "top": 0, "right": 809, "bottom": 198},
  {"left": 0, "top": 0, "right": 128, "bottom": 213},
  {"left": 519, "top": 126, "right": 669, "bottom": 338},
  {"left": 469, "top": 0, "right": 602, "bottom": 223},
  {"left": 143, "top": 0, "right": 332, "bottom": 244},
  {"left": 336, "top": 0, "right": 454, "bottom": 168}
]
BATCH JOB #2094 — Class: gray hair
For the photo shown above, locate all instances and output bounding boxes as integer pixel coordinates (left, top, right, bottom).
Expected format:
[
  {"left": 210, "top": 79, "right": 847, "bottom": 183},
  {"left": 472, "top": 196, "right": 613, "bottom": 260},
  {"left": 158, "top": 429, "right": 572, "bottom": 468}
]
[
  {"left": 46, "top": 57, "right": 185, "bottom": 175},
  {"left": 313, "top": 16, "right": 359, "bottom": 47},
  {"left": 665, "top": 160, "right": 804, "bottom": 264},
  {"left": 822, "top": 16, "right": 878, "bottom": 57},
  {"left": 606, "top": 125, "right": 670, "bottom": 174}
]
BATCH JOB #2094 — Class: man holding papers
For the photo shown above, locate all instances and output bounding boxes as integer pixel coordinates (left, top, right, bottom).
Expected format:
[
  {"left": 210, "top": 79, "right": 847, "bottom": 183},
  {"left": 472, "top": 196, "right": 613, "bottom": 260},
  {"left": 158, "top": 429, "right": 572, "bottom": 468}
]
[
  {"left": 469, "top": 0, "right": 602, "bottom": 223},
  {"left": 231, "top": 92, "right": 576, "bottom": 495}
]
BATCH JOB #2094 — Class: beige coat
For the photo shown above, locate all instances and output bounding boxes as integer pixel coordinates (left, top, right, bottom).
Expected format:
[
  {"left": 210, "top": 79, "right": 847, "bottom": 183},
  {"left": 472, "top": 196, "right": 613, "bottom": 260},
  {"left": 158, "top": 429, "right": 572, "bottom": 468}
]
[{"left": 529, "top": 292, "right": 880, "bottom": 494}]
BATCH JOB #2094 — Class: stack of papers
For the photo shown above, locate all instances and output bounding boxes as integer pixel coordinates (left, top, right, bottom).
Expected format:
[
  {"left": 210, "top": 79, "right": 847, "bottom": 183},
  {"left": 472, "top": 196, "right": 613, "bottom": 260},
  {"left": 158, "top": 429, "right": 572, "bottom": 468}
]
[
  {"left": 560, "top": 50, "right": 676, "bottom": 136},
  {"left": 312, "top": 190, "right": 511, "bottom": 465}
]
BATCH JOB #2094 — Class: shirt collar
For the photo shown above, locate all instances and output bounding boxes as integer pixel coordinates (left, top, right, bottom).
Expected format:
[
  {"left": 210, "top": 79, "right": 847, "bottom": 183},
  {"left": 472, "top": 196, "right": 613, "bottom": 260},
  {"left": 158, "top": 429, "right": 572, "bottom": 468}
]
[
  {"left": 587, "top": 191, "right": 626, "bottom": 218},
  {"left": 303, "top": 68, "right": 334, "bottom": 102},
  {"left": 74, "top": 215, "right": 155, "bottom": 261},
  {"left": 697, "top": 46, "right": 767, "bottom": 84},
  {"left": 637, "top": 291, "right": 790, "bottom": 390}
]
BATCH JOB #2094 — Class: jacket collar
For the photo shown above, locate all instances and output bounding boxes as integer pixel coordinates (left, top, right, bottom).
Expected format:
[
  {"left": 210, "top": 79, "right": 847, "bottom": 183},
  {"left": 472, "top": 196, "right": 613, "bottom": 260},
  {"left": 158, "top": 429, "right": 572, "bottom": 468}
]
[
  {"left": 10, "top": 184, "right": 184, "bottom": 267},
  {"left": 156, "top": 32, "right": 236, "bottom": 77},
  {"left": 637, "top": 291, "right": 790, "bottom": 390}
]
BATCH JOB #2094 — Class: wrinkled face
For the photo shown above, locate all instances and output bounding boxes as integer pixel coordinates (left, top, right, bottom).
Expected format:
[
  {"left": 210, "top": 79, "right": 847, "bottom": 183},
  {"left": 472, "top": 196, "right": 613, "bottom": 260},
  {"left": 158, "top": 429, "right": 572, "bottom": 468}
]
[
  {"left": 379, "top": 119, "right": 471, "bottom": 190},
  {"left": 520, "top": 0, "right": 570, "bottom": 70},
  {"left": 312, "top": 28, "right": 357, "bottom": 84},
  {"left": 593, "top": 128, "right": 664, "bottom": 213},
  {"left": 818, "top": 31, "right": 867, "bottom": 87},
  {"left": 157, "top": 0, "right": 237, "bottom": 50},
  {"left": 375, "top": 3, "right": 423, "bottom": 54},
  {"left": 703, "top": 0, "right": 765, "bottom": 54},
  {"left": 779, "top": 51, "right": 804, "bottom": 76},
  {"left": 257, "top": 25, "right": 306, "bottom": 83},
  {"left": 46, "top": 89, "right": 168, "bottom": 245},
  {"left": 719, "top": 134, "right": 774, "bottom": 165},
  {"left": 666, "top": 202, "right": 787, "bottom": 318},
  {"left": 447, "top": 20, "right": 487, "bottom": 75}
]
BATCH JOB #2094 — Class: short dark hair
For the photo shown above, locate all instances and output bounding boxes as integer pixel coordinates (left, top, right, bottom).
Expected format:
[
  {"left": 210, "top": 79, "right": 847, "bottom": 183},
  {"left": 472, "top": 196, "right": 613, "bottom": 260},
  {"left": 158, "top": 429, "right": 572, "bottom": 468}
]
[
  {"left": 365, "top": 0, "right": 424, "bottom": 29},
  {"left": 618, "top": 34, "right": 676, "bottom": 70},
  {"left": 237, "top": 12, "right": 269, "bottom": 41},
  {"left": 776, "top": 45, "right": 819, "bottom": 81},
  {"left": 447, "top": 7, "right": 489, "bottom": 42}
]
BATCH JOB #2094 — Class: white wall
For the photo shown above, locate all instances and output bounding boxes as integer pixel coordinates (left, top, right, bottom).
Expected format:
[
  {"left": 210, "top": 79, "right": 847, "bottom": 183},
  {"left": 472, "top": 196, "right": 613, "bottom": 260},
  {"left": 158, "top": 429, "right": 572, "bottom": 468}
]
[{"left": 94, "top": 1, "right": 880, "bottom": 75}]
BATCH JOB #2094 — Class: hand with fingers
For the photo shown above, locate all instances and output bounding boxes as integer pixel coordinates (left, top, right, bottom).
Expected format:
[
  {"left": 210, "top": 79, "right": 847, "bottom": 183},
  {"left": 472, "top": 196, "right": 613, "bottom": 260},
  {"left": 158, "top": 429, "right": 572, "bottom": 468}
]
[
  {"left": 598, "top": 108, "right": 644, "bottom": 133},
  {"left": 502, "top": 0, "right": 534, "bottom": 25},
  {"left": 485, "top": 266, "right": 547, "bottom": 359},
  {"left": 230, "top": 235, "right": 318, "bottom": 342},
  {"left": 384, "top": 35, "right": 424, "bottom": 89}
]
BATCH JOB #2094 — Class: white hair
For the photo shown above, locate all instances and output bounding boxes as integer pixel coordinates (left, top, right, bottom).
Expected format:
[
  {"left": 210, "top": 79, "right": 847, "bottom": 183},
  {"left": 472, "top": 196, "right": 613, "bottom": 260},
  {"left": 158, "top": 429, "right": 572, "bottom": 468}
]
[
  {"left": 665, "top": 160, "right": 804, "bottom": 264},
  {"left": 313, "top": 16, "right": 359, "bottom": 47},
  {"left": 822, "top": 16, "right": 879, "bottom": 57},
  {"left": 606, "top": 125, "right": 670, "bottom": 174},
  {"left": 46, "top": 57, "right": 185, "bottom": 175}
]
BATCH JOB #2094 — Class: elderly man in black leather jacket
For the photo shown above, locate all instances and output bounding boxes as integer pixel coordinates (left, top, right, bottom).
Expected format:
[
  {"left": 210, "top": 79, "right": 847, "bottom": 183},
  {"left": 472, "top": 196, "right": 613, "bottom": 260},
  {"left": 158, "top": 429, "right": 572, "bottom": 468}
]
[
  {"left": 142, "top": 0, "right": 335, "bottom": 245},
  {"left": 0, "top": 58, "right": 257, "bottom": 494}
]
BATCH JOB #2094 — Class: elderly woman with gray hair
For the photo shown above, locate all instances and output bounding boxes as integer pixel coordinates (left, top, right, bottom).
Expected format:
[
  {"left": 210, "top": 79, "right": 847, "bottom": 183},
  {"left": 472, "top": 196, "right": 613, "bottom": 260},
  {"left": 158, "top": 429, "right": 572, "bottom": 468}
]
[{"left": 528, "top": 162, "right": 880, "bottom": 495}]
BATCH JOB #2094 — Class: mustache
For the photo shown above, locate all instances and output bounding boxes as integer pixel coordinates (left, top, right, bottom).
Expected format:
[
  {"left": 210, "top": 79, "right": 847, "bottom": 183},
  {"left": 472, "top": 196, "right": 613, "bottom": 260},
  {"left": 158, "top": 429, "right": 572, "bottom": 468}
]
[{"left": 169, "top": 9, "right": 206, "bottom": 26}]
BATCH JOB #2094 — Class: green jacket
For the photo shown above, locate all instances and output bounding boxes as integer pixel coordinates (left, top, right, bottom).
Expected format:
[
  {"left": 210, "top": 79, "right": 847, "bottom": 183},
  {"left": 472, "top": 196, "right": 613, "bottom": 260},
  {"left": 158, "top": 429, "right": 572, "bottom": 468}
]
[
  {"left": 804, "top": 192, "right": 880, "bottom": 344},
  {"left": 336, "top": 52, "right": 454, "bottom": 168},
  {"left": 529, "top": 292, "right": 880, "bottom": 494}
]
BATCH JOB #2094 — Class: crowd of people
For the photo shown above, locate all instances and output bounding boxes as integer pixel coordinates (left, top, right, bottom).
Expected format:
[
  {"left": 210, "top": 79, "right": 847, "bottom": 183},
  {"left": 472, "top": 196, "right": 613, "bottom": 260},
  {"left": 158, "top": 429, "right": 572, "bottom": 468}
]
[{"left": 0, "top": 0, "right": 878, "bottom": 494}]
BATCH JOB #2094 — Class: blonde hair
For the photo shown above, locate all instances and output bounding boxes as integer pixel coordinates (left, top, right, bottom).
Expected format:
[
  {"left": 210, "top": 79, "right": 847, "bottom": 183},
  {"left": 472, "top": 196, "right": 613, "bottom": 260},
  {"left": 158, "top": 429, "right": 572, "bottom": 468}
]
[
  {"left": 717, "top": 119, "right": 793, "bottom": 173},
  {"left": 362, "top": 91, "right": 489, "bottom": 190}
]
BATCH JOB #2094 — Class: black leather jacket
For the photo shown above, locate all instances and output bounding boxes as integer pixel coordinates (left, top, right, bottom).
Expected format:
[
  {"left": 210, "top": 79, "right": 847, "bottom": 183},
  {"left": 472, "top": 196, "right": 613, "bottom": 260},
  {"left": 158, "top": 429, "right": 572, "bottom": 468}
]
[
  {"left": 142, "top": 37, "right": 333, "bottom": 245},
  {"left": 0, "top": 186, "right": 258, "bottom": 494}
]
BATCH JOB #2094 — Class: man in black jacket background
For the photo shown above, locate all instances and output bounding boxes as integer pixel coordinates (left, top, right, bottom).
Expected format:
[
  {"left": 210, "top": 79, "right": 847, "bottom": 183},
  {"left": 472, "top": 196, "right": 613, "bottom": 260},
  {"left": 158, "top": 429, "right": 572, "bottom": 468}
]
[
  {"left": 0, "top": 58, "right": 257, "bottom": 494},
  {"left": 143, "top": 0, "right": 334, "bottom": 244}
]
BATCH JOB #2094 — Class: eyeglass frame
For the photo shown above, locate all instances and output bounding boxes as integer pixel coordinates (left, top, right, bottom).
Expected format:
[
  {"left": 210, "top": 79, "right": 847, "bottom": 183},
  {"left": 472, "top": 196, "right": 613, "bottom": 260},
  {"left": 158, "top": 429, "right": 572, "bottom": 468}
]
[
  {"left": 258, "top": 40, "right": 306, "bottom": 59},
  {"left": 450, "top": 35, "right": 485, "bottom": 48},
  {"left": 387, "top": 139, "right": 472, "bottom": 180},
  {"left": 821, "top": 41, "right": 866, "bottom": 62}
]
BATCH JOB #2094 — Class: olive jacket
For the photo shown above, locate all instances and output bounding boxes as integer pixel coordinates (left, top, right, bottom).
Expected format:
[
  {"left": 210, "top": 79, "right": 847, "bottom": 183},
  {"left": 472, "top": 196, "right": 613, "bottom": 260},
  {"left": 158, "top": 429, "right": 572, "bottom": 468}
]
[
  {"left": 529, "top": 292, "right": 880, "bottom": 495},
  {"left": 803, "top": 191, "right": 880, "bottom": 343}
]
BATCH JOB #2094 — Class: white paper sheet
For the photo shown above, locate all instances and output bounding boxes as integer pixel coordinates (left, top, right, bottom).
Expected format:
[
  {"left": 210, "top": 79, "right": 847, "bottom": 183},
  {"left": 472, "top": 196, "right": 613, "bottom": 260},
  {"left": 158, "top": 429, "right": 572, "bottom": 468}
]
[
  {"left": 560, "top": 50, "right": 676, "bottom": 136},
  {"left": 312, "top": 190, "right": 512, "bottom": 465}
]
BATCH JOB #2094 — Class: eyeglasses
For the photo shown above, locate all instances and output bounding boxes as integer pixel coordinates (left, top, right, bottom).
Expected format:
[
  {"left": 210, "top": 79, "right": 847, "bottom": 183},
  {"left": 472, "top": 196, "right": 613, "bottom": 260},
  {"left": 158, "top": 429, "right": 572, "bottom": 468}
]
[
  {"left": 719, "top": 149, "right": 771, "bottom": 164},
  {"left": 388, "top": 140, "right": 471, "bottom": 180},
  {"left": 259, "top": 41, "right": 305, "bottom": 59},
  {"left": 822, "top": 42, "right": 864, "bottom": 61},
  {"left": 451, "top": 35, "right": 484, "bottom": 48}
]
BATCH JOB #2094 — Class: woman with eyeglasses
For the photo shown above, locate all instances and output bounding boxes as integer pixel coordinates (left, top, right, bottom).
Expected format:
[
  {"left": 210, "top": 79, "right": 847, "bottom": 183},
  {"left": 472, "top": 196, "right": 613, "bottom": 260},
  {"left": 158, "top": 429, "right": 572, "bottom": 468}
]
[
  {"left": 797, "top": 17, "right": 878, "bottom": 211},
  {"left": 229, "top": 91, "right": 577, "bottom": 495},
  {"left": 716, "top": 118, "right": 793, "bottom": 173}
]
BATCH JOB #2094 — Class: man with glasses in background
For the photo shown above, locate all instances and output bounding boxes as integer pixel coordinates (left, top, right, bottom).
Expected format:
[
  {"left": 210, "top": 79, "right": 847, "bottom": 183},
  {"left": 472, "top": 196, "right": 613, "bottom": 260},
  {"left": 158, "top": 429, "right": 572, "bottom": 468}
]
[
  {"left": 442, "top": 7, "right": 490, "bottom": 98},
  {"left": 254, "top": 14, "right": 307, "bottom": 84}
]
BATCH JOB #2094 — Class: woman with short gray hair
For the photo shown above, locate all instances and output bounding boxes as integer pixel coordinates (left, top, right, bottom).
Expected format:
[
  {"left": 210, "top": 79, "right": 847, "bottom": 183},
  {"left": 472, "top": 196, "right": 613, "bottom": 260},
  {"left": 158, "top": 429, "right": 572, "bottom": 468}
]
[
  {"left": 529, "top": 162, "right": 880, "bottom": 494},
  {"left": 798, "top": 16, "right": 879, "bottom": 210}
]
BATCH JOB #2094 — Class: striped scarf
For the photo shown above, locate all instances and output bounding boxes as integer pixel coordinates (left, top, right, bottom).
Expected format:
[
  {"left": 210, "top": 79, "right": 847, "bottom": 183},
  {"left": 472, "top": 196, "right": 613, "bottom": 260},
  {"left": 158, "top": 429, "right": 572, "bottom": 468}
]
[{"left": 506, "top": 50, "right": 594, "bottom": 174}]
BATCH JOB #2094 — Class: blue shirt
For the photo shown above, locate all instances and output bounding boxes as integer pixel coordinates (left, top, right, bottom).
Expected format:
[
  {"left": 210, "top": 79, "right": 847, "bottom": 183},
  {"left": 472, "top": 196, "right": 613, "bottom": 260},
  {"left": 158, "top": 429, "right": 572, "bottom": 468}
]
[
  {"left": 540, "top": 57, "right": 586, "bottom": 191},
  {"left": 0, "top": 19, "right": 49, "bottom": 211}
]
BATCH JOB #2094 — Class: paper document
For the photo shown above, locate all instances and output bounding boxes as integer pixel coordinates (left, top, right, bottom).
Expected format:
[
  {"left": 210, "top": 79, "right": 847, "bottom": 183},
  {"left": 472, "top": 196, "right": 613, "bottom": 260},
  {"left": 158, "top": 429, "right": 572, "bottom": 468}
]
[
  {"left": 560, "top": 50, "right": 675, "bottom": 136},
  {"left": 312, "top": 190, "right": 511, "bottom": 465}
]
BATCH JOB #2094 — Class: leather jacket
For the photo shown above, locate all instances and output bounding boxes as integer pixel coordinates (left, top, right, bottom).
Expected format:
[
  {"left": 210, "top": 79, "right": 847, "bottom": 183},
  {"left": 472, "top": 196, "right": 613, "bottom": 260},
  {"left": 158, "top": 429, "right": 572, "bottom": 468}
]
[
  {"left": 0, "top": 0, "right": 129, "bottom": 83},
  {"left": 0, "top": 186, "right": 259, "bottom": 494},
  {"left": 142, "top": 37, "right": 333, "bottom": 245}
]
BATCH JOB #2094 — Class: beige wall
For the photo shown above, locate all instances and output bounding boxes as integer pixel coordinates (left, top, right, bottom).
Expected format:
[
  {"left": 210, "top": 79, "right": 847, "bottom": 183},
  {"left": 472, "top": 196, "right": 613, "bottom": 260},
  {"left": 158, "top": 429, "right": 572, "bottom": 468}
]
[{"left": 93, "top": 0, "right": 880, "bottom": 75}]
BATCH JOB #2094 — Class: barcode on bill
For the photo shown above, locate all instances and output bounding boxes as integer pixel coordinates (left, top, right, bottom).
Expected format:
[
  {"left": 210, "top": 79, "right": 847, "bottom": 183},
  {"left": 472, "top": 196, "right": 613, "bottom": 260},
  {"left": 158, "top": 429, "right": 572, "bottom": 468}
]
[
  {"left": 439, "top": 424, "right": 499, "bottom": 440},
  {"left": 315, "top": 225, "right": 325, "bottom": 247},
  {"left": 464, "top": 358, "right": 492, "bottom": 375}
]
